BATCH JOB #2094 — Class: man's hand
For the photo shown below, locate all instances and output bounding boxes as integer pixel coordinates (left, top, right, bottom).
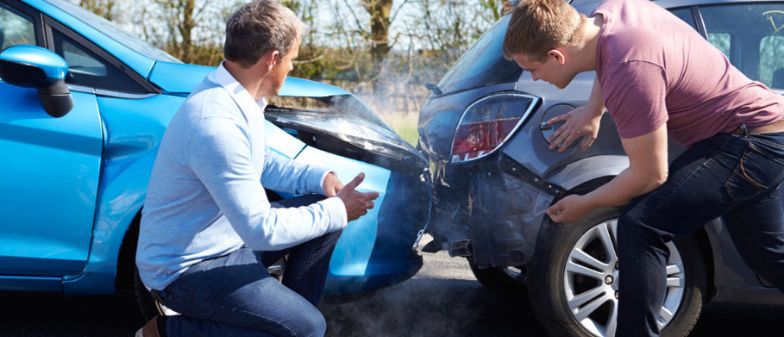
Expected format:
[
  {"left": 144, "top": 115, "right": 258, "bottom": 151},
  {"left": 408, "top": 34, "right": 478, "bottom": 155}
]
[
  {"left": 321, "top": 172, "right": 343, "bottom": 197},
  {"left": 336, "top": 173, "right": 380, "bottom": 221},
  {"left": 546, "top": 105, "right": 602, "bottom": 152},
  {"left": 547, "top": 194, "right": 594, "bottom": 224}
]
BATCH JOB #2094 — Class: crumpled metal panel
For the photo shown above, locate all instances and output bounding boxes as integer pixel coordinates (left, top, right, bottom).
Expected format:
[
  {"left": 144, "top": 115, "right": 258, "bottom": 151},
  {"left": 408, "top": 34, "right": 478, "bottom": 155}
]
[
  {"left": 427, "top": 155, "right": 554, "bottom": 267},
  {"left": 467, "top": 164, "right": 553, "bottom": 267}
]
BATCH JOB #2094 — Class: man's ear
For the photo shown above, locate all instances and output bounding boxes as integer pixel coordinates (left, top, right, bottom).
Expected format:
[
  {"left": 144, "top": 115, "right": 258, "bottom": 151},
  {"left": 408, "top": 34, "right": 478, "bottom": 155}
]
[
  {"left": 548, "top": 48, "right": 567, "bottom": 65},
  {"left": 259, "top": 50, "right": 280, "bottom": 71}
]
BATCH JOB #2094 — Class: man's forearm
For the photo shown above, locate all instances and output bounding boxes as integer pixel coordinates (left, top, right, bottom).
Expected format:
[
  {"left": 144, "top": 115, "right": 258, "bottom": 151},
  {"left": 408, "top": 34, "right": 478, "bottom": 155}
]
[
  {"left": 587, "top": 79, "right": 606, "bottom": 116},
  {"left": 583, "top": 167, "right": 663, "bottom": 209}
]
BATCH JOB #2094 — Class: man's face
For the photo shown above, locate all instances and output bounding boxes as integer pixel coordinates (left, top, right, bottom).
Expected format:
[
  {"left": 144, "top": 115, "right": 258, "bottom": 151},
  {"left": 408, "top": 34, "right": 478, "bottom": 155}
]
[
  {"left": 262, "top": 37, "right": 301, "bottom": 96},
  {"left": 512, "top": 52, "right": 575, "bottom": 89}
]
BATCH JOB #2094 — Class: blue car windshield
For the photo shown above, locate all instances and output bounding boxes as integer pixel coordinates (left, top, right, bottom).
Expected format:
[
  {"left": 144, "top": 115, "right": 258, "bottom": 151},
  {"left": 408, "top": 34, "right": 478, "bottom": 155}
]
[{"left": 44, "top": 0, "right": 181, "bottom": 63}]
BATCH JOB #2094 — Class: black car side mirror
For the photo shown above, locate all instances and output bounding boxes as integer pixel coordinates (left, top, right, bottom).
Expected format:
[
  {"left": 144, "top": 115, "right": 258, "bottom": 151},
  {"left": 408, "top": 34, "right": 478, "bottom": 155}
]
[{"left": 0, "top": 45, "right": 73, "bottom": 118}]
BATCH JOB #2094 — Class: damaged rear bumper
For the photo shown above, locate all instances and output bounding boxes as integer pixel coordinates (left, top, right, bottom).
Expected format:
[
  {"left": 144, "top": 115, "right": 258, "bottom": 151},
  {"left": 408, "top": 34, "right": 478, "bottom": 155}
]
[{"left": 427, "top": 154, "right": 562, "bottom": 268}]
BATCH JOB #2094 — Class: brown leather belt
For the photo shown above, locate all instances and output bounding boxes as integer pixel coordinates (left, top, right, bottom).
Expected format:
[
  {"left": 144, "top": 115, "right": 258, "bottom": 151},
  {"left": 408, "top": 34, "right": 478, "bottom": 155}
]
[{"left": 732, "top": 119, "right": 784, "bottom": 136}]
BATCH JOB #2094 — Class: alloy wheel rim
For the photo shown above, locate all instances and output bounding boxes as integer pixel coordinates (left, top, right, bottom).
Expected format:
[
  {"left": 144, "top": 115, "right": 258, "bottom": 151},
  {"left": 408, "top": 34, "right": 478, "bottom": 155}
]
[{"left": 562, "top": 219, "right": 685, "bottom": 337}]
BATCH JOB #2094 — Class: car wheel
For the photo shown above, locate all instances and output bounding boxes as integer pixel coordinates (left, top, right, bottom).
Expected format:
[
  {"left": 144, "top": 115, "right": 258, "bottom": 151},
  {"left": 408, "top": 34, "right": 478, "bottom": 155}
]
[
  {"left": 528, "top": 209, "right": 706, "bottom": 337},
  {"left": 468, "top": 258, "right": 527, "bottom": 294}
]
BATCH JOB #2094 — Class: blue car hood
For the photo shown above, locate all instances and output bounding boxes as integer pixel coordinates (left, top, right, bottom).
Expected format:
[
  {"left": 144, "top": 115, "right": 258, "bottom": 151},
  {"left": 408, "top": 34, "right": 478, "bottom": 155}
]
[{"left": 148, "top": 61, "right": 349, "bottom": 97}]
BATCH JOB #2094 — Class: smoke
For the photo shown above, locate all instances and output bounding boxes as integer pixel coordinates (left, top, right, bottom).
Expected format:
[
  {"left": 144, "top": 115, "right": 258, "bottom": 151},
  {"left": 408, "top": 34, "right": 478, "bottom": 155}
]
[{"left": 319, "top": 251, "right": 548, "bottom": 337}]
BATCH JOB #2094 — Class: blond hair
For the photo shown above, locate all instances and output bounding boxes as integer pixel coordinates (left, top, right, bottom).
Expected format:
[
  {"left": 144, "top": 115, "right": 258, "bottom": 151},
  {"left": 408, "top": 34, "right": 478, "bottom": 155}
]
[{"left": 503, "top": 0, "right": 584, "bottom": 61}]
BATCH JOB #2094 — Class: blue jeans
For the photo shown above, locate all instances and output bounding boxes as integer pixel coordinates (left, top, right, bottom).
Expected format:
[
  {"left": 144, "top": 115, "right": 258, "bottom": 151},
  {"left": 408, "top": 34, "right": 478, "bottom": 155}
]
[
  {"left": 155, "top": 195, "right": 342, "bottom": 337},
  {"left": 617, "top": 131, "right": 784, "bottom": 336}
]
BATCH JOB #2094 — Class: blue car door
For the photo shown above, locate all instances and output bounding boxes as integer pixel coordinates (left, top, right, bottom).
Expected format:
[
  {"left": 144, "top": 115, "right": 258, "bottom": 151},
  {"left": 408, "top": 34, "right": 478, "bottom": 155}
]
[{"left": 0, "top": 1, "right": 102, "bottom": 278}]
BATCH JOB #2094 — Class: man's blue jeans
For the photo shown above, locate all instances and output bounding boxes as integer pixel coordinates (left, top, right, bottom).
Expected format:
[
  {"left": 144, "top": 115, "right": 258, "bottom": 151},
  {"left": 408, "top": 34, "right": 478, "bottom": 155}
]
[
  {"left": 154, "top": 195, "right": 342, "bottom": 337},
  {"left": 616, "top": 131, "right": 784, "bottom": 336}
]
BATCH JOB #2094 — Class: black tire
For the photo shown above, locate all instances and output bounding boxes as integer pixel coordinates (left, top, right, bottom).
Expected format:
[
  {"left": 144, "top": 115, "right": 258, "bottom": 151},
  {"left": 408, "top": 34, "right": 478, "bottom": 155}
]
[
  {"left": 528, "top": 209, "right": 706, "bottom": 337},
  {"left": 134, "top": 268, "right": 163, "bottom": 321},
  {"left": 468, "top": 258, "right": 527, "bottom": 294}
]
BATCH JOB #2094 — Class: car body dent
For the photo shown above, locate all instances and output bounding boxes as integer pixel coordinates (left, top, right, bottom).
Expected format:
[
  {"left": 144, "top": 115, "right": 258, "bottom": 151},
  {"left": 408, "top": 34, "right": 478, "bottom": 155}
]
[
  {"left": 63, "top": 94, "right": 179, "bottom": 294},
  {"left": 295, "top": 146, "right": 391, "bottom": 276}
]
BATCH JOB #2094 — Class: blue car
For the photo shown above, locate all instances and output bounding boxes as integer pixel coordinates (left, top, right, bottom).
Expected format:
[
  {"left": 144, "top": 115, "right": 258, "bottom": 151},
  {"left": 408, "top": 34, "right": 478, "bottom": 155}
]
[{"left": 0, "top": 0, "right": 430, "bottom": 317}]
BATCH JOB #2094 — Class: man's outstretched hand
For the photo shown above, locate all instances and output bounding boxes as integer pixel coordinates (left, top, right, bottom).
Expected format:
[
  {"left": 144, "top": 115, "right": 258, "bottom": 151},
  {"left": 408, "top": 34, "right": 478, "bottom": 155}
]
[{"left": 336, "top": 173, "right": 380, "bottom": 221}]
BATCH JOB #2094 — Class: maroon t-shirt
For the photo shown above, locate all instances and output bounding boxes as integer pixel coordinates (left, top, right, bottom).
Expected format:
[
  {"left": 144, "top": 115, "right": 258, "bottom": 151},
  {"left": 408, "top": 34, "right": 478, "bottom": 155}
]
[{"left": 593, "top": 0, "right": 783, "bottom": 146}]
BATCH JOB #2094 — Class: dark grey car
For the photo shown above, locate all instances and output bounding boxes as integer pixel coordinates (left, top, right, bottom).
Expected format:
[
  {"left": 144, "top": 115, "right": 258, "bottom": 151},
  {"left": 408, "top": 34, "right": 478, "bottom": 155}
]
[{"left": 417, "top": 0, "right": 784, "bottom": 336}]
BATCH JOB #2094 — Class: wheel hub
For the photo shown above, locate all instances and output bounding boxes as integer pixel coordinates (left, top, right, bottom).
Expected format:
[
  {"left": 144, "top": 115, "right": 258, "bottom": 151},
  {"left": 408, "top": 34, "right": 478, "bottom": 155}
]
[{"left": 563, "top": 219, "right": 686, "bottom": 337}]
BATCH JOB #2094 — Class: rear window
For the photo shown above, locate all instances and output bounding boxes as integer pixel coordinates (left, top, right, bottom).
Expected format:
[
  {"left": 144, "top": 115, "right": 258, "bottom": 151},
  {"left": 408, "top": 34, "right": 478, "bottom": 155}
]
[
  {"left": 436, "top": 15, "right": 522, "bottom": 95},
  {"left": 701, "top": 3, "right": 784, "bottom": 89}
]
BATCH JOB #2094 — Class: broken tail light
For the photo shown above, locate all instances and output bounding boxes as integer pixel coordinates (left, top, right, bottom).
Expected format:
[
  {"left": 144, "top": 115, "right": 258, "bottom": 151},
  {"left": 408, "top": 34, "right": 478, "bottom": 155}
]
[{"left": 450, "top": 92, "right": 539, "bottom": 163}]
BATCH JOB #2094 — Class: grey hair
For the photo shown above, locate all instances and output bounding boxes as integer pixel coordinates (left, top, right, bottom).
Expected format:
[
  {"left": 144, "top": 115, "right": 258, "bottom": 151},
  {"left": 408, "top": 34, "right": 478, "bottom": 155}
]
[{"left": 224, "top": 0, "right": 304, "bottom": 68}]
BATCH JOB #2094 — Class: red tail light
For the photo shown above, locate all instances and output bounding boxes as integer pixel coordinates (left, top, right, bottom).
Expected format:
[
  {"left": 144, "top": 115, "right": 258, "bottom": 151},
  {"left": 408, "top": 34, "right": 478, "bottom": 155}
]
[{"left": 451, "top": 93, "right": 538, "bottom": 163}]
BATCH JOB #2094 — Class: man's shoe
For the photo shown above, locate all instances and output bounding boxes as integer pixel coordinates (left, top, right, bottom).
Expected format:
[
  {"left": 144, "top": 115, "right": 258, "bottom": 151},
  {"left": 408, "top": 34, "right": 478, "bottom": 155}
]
[{"left": 134, "top": 316, "right": 162, "bottom": 337}]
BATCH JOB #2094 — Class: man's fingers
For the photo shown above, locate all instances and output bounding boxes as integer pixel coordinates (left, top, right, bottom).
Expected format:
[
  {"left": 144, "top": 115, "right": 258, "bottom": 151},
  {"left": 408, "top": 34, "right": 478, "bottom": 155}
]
[
  {"left": 343, "top": 172, "right": 365, "bottom": 191},
  {"left": 580, "top": 136, "right": 595, "bottom": 151},
  {"left": 551, "top": 128, "right": 572, "bottom": 150},
  {"left": 558, "top": 133, "right": 581, "bottom": 152},
  {"left": 547, "top": 113, "right": 570, "bottom": 125}
]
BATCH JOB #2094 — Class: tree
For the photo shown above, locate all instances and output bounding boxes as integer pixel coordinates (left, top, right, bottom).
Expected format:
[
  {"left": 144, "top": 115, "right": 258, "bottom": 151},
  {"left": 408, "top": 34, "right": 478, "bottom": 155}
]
[
  {"left": 77, "top": 0, "right": 116, "bottom": 21},
  {"left": 362, "top": 0, "right": 393, "bottom": 82}
]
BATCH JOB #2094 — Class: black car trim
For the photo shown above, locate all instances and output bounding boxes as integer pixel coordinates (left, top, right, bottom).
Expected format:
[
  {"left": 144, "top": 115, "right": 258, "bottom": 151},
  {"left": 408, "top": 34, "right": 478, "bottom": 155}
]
[
  {"left": 691, "top": 6, "right": 709, "bottom": 38},
  {"left": 41, "top": 16, "right": 160, "bottom": 95},
  {"left": 499, "top": 154, "right": 567, "bottom": 197}
]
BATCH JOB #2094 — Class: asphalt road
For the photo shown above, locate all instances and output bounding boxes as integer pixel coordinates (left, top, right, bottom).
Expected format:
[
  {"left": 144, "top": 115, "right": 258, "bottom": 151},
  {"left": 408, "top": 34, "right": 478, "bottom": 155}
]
[{"left": 0, "top": 250, "right": 782, "bottom": 337}]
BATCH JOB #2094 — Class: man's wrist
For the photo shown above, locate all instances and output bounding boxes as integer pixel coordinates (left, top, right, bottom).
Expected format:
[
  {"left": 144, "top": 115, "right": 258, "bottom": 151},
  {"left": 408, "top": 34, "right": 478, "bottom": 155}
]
[
  {"left": 319, "top": 170, "right": 335, "bottom": 194},
  {"left": 587, "top": 103, "right": 605, "bottom": 117}
]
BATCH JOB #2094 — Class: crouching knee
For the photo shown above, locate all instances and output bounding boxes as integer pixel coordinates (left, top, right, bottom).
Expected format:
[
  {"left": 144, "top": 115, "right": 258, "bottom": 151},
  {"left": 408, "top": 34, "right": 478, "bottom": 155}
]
[{"left": 290, "top": 308, "right": 326, "bottom": 337}]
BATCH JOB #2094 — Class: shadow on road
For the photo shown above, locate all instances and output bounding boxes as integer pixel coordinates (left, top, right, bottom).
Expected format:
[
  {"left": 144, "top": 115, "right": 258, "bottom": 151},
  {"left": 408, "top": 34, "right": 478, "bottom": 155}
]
[{"left": 0, "top": 281, "right": 783, "bottom": 336}]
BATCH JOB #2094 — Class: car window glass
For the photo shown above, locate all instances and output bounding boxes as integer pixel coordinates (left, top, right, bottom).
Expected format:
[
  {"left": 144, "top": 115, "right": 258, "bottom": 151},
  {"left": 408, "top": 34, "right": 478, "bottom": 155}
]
[
  {"left": 701, "top": 3, "right": 784, "bottom": 88},
  {"left": 669, "top": 7, "right": 697, "bottom": 28},
  {"left": 436, "top": 15, "right": 522, "bottom": 95},
  {"left": 760, "top": 35, "right": 784, "bottom": 88},
  {"left": 708, "top": 32, "right": 731, "bottom": 58},
  {"left": 0, "top": 4, "right": 35, "bottom": 50},
  {"left": 51, "top": 28, "right": 147, "bottom": 93}
]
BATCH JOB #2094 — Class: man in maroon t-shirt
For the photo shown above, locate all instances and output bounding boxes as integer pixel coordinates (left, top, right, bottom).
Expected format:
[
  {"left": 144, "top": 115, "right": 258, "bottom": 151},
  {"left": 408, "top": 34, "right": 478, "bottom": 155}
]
[{"left": 504, "top": 0, "right": 784, "bottom": 335}]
